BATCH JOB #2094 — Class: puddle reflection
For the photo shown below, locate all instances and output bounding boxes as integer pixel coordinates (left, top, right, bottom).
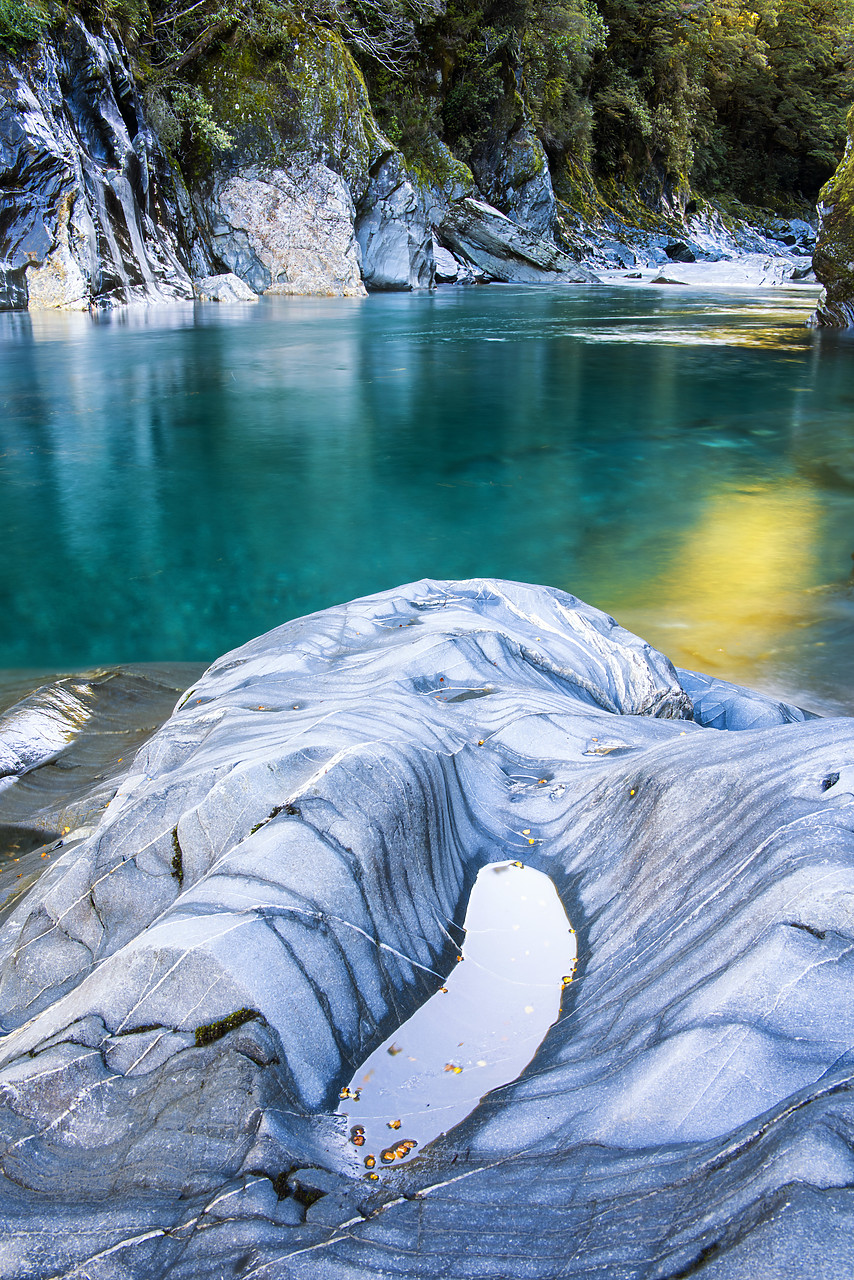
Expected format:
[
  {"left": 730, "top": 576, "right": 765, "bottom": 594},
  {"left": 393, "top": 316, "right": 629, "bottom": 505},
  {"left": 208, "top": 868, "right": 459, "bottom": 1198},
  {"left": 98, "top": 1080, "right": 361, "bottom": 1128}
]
[{"left": 338, "top": 862, "right": 576, "bottom": 1173}]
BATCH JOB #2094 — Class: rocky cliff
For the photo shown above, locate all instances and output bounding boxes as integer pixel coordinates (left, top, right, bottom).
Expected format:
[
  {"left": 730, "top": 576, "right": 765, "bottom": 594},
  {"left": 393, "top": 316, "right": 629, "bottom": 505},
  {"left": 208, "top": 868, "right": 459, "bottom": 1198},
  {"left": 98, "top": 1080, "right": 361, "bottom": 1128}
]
[
  {"left": 0, "top": 13, "right": 824, "bottom": 311},
  {"left": 0, "top": 15, "right": 602, "bottom": 310},
  {"left": 811, "top": 105, "right": 854, "bottom": 327},
  {"left": 1, "top": 578, "right": 853, "bottom": 1278}
]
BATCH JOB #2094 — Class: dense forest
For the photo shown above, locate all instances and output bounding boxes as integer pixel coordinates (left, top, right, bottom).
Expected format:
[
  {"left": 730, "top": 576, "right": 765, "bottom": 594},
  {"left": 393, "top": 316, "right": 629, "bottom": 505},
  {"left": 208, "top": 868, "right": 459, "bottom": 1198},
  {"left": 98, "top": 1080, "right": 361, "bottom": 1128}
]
[{"left": 3, "top": 0, "right": 853, "bottom": 215}]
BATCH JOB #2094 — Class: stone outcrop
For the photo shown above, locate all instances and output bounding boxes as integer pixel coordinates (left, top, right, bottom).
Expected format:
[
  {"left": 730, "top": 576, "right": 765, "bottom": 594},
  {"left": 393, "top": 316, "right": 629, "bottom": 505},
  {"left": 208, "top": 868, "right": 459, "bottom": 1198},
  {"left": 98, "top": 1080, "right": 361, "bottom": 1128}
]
[
  {"left": 356, "top": 153, "right": 434, "bottom": 291},
  {"left": 192, "top": 272, "right": 258, "bottom": 302},
  {"left": 1, "top": 578, "right": 853, "bottom": 1278},
  {"left": 438, "top": 198, "right": 601, "bottom": 283},
  {"left": 472, "top": 127, "right": 557, "bottom": 241},
  {"left": 204, "top": 163, "right": 366, "bottom": 297},
  {"left": 0, "top": 17, "right": 194, "bottom": 310},
  {"left": 0, "top": 11, "right": 821, "bottom": 309},
  {"left": 810, "top": 105, "right": 854, "bottom": 326}
]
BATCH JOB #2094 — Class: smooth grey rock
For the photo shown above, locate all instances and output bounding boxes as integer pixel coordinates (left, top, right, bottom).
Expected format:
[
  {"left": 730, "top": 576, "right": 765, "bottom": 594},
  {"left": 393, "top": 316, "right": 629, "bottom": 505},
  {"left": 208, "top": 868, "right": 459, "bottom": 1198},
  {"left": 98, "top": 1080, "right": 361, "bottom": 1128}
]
[
  {"left": 1, "top": 579, "right": 854, "bottom": 1278},
  {"left": 193, "top": 272, "right": 258, "bottom": 302},
  {"left": 678, "top": 668, "right": 816, "bottom": 731},
  {"left": 432, "top": 241, "right": 481, "bottom": 284},
  {"left": 207, "top": 163, "right": 366, "bottom": 297},
  {"left": 0, "top": 18, "right": 194, "bottom": 308},
  {"left": 473, "top": 128, "right": 557, "bottom": 240},
  {"left": 0, "top": 681, "right": 93, "bottom": 779},
  {"left": 438, "top": 199, "right": 600, "bottom": 284},
  {"left": 355, "top": 153, "right": 434, "bottom": 291}
]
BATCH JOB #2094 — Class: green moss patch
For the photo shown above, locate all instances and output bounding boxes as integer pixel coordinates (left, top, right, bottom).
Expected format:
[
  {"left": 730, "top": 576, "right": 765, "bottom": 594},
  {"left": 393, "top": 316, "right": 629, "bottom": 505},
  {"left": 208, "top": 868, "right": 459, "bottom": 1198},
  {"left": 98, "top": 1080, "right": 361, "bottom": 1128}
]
[{"left": 194, "top": 1008, "right": 261, "bottom": 1047}]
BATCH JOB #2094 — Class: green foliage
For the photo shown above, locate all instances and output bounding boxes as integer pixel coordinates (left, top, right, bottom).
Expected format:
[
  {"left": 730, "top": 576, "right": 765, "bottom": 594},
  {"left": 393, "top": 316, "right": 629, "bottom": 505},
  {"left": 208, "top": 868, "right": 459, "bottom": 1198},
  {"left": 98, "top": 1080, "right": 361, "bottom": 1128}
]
[
  {"left": 520, "top": 1, "right": 606, "bottom": 158},
  {"left": 0, "top": 0, "right": 50, "bottom": 49},
  {"left": 171, "top": 82, "right": 234, "bottom": 150},
  {"left": 8, "top": 0, "right": 849, "bottom": 213},
  {"left": 588, "top": 0, "right": 853, "bottom": 205}
]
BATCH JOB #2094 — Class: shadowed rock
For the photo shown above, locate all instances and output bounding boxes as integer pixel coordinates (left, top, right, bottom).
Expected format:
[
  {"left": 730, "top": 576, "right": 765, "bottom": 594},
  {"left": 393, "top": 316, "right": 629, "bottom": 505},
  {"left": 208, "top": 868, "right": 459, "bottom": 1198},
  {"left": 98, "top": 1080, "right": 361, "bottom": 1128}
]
[
  {"left": 438, "top": 200, "right": 600, "bottom": 284},
  {"left": 0, "top": 579, "right": 852, "bottom": 1278},
  {"left": 810, "top": 105, "right": 854, "bottom": 327},
  {"left": 0, "top": 17, "right": 194, "bottom": 309}
]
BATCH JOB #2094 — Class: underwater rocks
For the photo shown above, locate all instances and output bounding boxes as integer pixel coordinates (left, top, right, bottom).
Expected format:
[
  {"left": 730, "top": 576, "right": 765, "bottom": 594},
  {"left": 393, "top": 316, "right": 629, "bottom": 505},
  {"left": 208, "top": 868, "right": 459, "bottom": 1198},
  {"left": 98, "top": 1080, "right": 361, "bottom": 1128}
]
[
  {"left": 0, "top": 17, "right": 194, "bottom": 310},
  {"left": 810, "top": 106, "right": 854, "bottom": 327},
  {"left": 1, "top": 578, "right": 853, "bottom": 1278}
]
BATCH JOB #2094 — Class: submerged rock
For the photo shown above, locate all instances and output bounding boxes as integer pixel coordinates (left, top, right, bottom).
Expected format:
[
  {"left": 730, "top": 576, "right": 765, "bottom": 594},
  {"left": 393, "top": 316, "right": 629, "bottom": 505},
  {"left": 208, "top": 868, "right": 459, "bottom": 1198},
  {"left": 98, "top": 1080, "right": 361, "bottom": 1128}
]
[
  {"left": 438, "top": 199, "right": 600, "bottom": 284},
  {"left": 810, "top": 105, "right": 854, "bottom": 327},
  {"left": 1, "top": 579, "right": 853, "bottom": 1278}
]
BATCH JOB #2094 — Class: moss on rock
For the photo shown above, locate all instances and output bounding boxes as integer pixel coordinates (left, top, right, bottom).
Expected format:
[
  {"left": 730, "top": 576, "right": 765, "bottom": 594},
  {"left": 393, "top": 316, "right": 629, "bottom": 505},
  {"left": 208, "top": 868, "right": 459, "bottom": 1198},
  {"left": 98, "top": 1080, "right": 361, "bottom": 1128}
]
[{"left": 811, "top": 105, "right": 854, "bottom": 327}]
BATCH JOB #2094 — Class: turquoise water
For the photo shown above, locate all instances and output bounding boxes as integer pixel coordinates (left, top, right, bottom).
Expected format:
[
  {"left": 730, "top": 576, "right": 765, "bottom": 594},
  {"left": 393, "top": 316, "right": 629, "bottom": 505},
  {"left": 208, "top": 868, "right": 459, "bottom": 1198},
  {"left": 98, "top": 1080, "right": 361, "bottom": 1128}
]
[{"left": 2, "top": 284, "right": 854, "bottom": 709}]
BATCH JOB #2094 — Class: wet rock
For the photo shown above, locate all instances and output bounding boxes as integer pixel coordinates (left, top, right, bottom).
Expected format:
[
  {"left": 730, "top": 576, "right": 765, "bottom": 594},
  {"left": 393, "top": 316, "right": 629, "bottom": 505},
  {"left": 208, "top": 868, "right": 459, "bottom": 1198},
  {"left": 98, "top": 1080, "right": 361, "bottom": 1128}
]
[
  {"left": 206, "top": 163, "right": 366, "bottom": 297},
  {"left": 1, "top": 579, "right": 854, "bottom": 1278},
  {"left": 650, "top": 273, "right": 690, "bottom": 285},
  {"left": 810, "top": 105, "right": 854, "bottom": 327},
  {"left": 355, "top": 153, "right": 434, "bottom": 291},
  {"left": 193, "top": 272, "right": 258, "bottom": 302},
  {"left": 438, "top": 199, "right": 600, "bottom": 284},
  {"left": 0, "top": 17, "right": 194, "bottom": 309}
]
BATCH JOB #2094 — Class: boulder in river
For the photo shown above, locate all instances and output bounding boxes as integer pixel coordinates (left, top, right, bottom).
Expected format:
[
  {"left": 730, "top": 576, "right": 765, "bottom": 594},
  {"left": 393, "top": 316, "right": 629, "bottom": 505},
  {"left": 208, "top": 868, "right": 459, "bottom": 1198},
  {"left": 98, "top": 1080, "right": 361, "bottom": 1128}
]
[
  {"left": 192, "top": 272, "right": 258, "bottom": 302},
  {"left": 1, "top": 579, "right": 853, "bottom": 1277}
]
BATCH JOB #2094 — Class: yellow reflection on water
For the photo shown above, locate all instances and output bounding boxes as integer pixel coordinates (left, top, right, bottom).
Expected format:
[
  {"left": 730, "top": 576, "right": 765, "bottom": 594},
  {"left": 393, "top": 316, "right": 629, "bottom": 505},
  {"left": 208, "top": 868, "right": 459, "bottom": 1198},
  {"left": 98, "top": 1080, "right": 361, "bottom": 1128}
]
[{"left": 599, "top": 477, "right": 821, "bottom": 685}]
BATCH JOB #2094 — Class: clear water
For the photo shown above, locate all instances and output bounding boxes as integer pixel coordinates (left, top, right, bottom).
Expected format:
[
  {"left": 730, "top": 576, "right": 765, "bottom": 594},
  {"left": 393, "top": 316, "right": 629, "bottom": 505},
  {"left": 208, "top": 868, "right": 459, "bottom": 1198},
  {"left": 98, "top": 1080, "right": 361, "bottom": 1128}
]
[
  {"left": 2, "top": 283, "right": 854, "bottom": 710},
  {"left": 338, "top": 862, "right": 576, "bottom": 1174}
]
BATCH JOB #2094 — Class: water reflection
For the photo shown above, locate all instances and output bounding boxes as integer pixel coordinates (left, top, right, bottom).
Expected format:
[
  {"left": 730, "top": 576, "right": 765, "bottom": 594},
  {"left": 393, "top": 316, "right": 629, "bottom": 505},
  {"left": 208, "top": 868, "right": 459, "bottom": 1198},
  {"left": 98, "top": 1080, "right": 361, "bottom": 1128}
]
[
  {"left": 611, "top": 478, "right": 821, "bottom": 684},
  {"left": 1, "top": 285, "right": 853, "bottom": 711},
  {"left": 337, "top": 862, "right": 576, "bottom": 1173}
]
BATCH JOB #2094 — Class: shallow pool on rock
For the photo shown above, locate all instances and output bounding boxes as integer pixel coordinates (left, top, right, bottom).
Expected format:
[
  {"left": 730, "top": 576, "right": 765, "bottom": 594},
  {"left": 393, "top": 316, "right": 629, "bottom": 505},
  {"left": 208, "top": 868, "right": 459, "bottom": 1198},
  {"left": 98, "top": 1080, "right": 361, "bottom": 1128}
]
[
  {"left": 338, "top": 862, "right": 577, "bottom": 1173},
  {"left": 2, "top": 283, "right": 854, "bottom": 710}
]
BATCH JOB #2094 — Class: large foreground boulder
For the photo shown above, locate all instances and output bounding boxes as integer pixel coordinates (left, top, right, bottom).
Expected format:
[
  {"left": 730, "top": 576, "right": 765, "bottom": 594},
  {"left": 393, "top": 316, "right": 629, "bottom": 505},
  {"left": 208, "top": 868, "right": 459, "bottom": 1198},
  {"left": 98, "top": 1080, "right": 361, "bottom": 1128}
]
[
  {"left": 0, "top": 579, "right": 853, "bottom": 1278},
  {"left": 810, "top": 105, "right": 854, "bottom": 326}
]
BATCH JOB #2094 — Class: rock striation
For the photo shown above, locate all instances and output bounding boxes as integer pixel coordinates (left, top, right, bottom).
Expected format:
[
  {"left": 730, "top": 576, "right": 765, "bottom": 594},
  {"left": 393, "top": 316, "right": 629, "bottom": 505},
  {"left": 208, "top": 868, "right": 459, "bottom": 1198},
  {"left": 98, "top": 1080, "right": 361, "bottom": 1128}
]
[
  {"left": 0, "top": 17, "right": 195, "bottom": 310},
  {"left": 0, "top": 578, "right": 853, "bottom": 1278},
  {"left": 438, "top": 198, "right": 600, "bottom": 284},
  {"left": 810, "top": 105, "right": 854, "bottom": 327}
]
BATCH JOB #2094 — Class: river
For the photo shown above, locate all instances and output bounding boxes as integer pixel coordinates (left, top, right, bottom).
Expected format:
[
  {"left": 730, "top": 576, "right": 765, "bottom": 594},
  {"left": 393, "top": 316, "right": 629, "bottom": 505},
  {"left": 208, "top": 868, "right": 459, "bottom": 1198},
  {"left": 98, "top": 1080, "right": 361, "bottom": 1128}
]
[{"left": 2, "top": 281, "right": 853, "bottom": 712}]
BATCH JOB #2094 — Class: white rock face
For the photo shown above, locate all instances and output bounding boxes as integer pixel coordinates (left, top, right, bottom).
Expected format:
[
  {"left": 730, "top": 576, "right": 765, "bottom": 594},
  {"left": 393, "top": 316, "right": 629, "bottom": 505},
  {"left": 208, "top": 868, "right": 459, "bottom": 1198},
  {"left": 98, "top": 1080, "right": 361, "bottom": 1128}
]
[
  {"left": 209, "top": 164, "right": 367, "bottom": 297},
  {"left": 193, "top": 272, "right": 259, "bottom": 302}
]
